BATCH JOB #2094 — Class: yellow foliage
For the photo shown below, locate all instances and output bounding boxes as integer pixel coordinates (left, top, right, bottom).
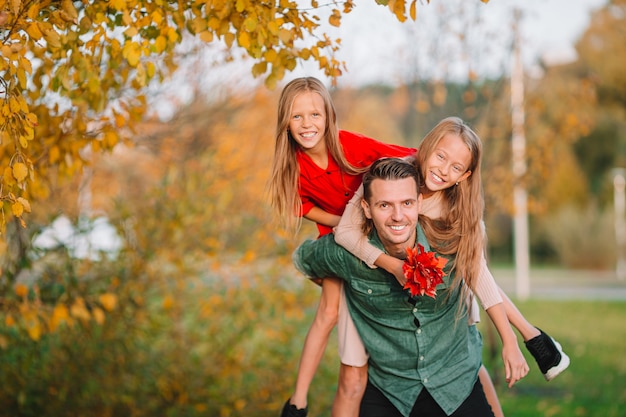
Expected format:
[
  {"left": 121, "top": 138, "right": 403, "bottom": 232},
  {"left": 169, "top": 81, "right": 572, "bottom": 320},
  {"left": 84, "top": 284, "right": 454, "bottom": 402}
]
[
  {"left": 12, "top": 162, "right": 28, "bottom": 182},
  {"left": 70, "top": 298, "right": 91, "bottom": 322},
  {"left": 99, "top": 293, "right": 118, "bottom": 312},
  {"left": 49, "top": 304, "right": 71, "bottom": 332},
  {"left": 14, "top": 283, "right": 28, "bottom": 298}
]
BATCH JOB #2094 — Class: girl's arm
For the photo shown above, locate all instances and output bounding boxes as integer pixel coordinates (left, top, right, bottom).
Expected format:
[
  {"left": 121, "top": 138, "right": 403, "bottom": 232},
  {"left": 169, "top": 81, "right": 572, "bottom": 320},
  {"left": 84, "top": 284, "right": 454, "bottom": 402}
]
[
  {"left": 334, "top": 185, "right": 406, "bottom": 284},
  {"left": 473, "top": 255, "right": 528, "bottom": 387},
  {"left": 304, "top": 206, "right": 341, "bottom": 228},
  {"left": 484, "top": 301, "right": 529, "bottom": 387}
]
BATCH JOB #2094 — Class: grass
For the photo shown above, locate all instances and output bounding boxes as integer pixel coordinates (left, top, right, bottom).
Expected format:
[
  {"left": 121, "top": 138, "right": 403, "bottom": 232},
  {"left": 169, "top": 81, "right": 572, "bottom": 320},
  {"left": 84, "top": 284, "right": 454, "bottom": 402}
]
[
  {"left": 478, "top": 299, "right": 626, "bottom": 417},
  {"left": 298, "top": 299, "right": 626, "bottom": 417}
]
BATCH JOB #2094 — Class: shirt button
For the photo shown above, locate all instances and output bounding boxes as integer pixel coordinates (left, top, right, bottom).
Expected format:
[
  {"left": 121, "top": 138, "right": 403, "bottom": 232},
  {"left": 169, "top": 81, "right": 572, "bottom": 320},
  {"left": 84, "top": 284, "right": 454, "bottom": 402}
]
[
  {"left": 420, "top": 356, "right": 424, "bottom": 361},
  {"left": 367, "top": 289, "right": 372, "bottom": 294},
  {"left": 423, "top": 378, "right": 428, "bottom": 383},
  {"left": 417, "top": 329, "right": 422, "bottom": 334},
  {"left": 412, "top": 308, "right": 417, "bottom": 313}
]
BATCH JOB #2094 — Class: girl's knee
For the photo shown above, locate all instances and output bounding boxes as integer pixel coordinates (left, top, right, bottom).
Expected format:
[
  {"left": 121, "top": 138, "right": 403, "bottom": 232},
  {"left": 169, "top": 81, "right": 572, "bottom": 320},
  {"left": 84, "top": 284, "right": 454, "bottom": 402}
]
[
  {"left": 314, "top": 303, "right": 339, "bottom": 329},
  {"left": 338, "top": 365, "right": 368, "bottom": 398}
]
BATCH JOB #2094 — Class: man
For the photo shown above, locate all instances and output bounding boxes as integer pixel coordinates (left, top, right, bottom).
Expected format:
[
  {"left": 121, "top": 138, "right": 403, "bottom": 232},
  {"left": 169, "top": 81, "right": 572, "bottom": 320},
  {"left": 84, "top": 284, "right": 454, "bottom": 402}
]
[{"left": 293, "top": 158, "right": 494, "bottom": 417}]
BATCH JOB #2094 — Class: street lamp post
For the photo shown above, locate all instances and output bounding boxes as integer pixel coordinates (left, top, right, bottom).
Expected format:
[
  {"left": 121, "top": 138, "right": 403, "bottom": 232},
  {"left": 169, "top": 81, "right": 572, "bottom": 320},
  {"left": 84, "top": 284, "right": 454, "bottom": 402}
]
[{"left": 613, "top": 168, "right": 626, "bottom": 280}]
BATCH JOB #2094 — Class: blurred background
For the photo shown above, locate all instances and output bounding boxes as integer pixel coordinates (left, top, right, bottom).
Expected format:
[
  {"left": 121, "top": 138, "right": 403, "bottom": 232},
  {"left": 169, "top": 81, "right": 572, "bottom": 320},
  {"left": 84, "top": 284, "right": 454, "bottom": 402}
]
[{"left": 1, "top": 0, "right": 625, "bottom": 416}]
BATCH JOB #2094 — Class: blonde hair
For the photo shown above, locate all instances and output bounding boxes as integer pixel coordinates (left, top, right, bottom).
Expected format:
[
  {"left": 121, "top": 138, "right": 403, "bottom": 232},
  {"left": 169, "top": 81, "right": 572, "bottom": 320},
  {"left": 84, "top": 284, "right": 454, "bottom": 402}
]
[
  {"left": 416, "top": 117, "right": 484, "bottom": 295},
  {"left": 268, "top": 77, "right": 363, "bottom": 232}
]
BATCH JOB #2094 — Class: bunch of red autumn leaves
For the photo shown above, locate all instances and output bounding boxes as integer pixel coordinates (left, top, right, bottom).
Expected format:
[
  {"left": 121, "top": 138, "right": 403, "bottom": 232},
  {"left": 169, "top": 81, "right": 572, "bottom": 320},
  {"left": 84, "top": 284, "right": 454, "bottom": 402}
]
[{"left": 402, "top": 244, "right": 448, "bottom": 299}]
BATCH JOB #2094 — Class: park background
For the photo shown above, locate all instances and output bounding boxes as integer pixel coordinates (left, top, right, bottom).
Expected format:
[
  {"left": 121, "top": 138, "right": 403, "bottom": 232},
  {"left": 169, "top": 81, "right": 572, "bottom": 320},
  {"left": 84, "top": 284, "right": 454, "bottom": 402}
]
[{"left": 1, "top": 0, "right": 625, "bottom": 416}]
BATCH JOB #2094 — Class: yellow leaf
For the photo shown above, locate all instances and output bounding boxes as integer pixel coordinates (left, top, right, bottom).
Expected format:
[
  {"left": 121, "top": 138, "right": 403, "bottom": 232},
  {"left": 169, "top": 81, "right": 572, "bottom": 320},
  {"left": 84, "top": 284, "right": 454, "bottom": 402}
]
[
  {"left": 109, "top": 0, "right": 126, "bottom": 11},
  {"left": 61, "top": 0, "right": 78, "bottom": 21},
  {"left": 26, "top": 22, "right": 43, "bottom": 40},
  {"left": 92, "top": 307, "right": 105, "bottom": 325},
  {"left": 5, "top": 314, "right": 16, "bottom": 327},
  {"left": 15, "top": 283, "right": 28, "bottom": 298},
  {"left": 3, "top": 167, "right": 15, "bottom": 186},
  {"left": 167, "top": 27, "right": 178, "bottom": 42},
  {"left": 17, "top": 197, "right": 31, "bottom": 213},
  {"left": 19, "top": 136, "right": 28, "bottom": 148},
  {"left": 104, "top": 130, "right": 119, "bottom": 148},
  {"left": 410, "top": 0, "right": 416, "bottom": 20},
  {"left": 11, "top": 201, "right": 24, "bottom": 217},
  {"left": 99, "top": 293, "right": 118, "bottom": 312},
  {"left": 151, "top": 10, "right": 163, "bottom": 25},
  {"left": 123, "top": 42, "right": 141, "bottom": 67},
  {"left": 155, "top": 35, "right": 167, "bottom": 53},
  {"left": 146, "top": 61, "right": 156, "bottom": 78},
  {"left": 12, "top": 162, "right": 28, "bottom": 181},
  {"left": 49, "top": 304, "right": 70, "bottom": 331},
  {"left": 9, "top": 97, "right": 20, "bottom": 113},
  {"left": 238, "top": 31, "right": 250, "bottom": 49},
  {"left": 224, "top": 32, "right": 235, "bottom": 48},
  {"left": 329, "top": 10, "right": 341, "bottom": 27},
  {"left": 124, "top": 26, "right": 138, "bottom": 37},
  {"left": 42, "top": 26, "right": 62, "bottom": 49},
  {"left": 49, "top": 145, "right": 60, "bottom": 163},
  {"left": 199, "top": 30, "right": 213, "bottom": 42},
  {"left": 17, "top": 67, "right": 27, "bottom": 88},
  {"left": 70, "top": 298, "right": 91, "bottom": 321},
  {"left": 10, "top": 0, "right": 20, "bottom": 14},
  {"left": 114, "top": 113, "right": 126, "bottom": 128},
  {"left": 264, "top": 48, "right": 277, "bottom": 63}
]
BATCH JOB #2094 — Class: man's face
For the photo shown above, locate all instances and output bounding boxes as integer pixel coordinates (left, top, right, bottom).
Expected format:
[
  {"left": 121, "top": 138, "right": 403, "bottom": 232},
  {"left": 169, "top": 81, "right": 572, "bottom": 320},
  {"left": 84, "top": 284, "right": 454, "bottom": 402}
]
[{"left": 361, "top": 177, "right": 421, "bottom": 256}]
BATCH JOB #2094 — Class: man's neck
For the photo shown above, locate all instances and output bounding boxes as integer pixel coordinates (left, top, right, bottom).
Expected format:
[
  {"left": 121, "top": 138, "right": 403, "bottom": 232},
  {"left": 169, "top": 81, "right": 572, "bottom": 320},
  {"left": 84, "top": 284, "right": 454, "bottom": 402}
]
[{"left": 383, "top": 237, "right": 416, "bottom": 260}]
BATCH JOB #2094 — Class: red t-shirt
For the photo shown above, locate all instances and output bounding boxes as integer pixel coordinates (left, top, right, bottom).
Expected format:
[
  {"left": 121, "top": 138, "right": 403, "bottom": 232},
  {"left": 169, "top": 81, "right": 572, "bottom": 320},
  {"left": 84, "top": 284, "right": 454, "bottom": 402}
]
[{"left": 297, "top": 130, "right": 416, "bottom": 237}]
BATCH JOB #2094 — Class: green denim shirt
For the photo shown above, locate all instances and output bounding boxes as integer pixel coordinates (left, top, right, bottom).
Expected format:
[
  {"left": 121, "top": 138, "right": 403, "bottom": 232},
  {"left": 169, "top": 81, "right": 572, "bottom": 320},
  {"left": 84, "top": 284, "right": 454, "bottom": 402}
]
[{"left": 293, "top": 226, "right": 482, "bottom": 417}]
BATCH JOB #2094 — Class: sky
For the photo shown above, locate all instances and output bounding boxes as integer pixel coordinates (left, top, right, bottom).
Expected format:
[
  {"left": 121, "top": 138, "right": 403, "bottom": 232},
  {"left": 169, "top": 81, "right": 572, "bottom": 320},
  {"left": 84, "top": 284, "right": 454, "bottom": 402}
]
[{"left": 289, "top": 0, "right": 610, "bottom": 87}]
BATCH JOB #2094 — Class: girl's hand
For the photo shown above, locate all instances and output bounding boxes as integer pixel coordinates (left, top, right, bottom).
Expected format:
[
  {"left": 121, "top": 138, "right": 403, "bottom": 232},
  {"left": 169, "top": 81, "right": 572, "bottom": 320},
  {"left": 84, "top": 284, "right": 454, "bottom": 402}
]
[
  {"left": 501, "top": 342, "right": 529, "bottom": 388},
  {"left": 375, "top": 254, "right": 406, "bottom": 286}
]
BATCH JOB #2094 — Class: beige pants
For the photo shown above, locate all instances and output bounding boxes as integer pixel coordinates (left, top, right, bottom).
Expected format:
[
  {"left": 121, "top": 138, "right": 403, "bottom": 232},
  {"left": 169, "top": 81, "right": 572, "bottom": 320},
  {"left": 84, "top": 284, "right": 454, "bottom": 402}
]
[{"left": 337, "top": 282, "right": 369, "bottom": 367}]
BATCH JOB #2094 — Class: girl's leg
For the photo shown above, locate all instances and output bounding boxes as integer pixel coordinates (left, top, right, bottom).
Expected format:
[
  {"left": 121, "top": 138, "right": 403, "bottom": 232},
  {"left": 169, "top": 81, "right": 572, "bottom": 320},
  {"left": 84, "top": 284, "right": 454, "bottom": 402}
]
[
  {"left": 478, "top": 365, "right": 504, "bottom": 417},
  {"left": 499, "top": 288, "right": 570, "bottom": 381},
  {"left": 332, "top": 363, "right": 368, "bottom": 417},
  {"left": 288, "top": 277, "right": 343, "bottom": 410},
  {"left": 331, "top": 280, "right": 369, "bottom": 417}
]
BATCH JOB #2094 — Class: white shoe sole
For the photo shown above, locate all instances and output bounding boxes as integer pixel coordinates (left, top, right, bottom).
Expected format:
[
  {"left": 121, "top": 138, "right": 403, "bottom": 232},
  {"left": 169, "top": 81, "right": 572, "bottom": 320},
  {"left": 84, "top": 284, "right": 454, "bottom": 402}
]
[{"left": 544, "top": 339, "right": 570, "bottom": 381}]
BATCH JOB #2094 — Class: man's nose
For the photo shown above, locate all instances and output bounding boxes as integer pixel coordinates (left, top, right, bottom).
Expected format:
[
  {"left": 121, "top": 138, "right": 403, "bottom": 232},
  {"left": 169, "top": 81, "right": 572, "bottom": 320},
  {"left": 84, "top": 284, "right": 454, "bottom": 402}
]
[{"left": 391, "top": 205, "right": 403, "bottom": 220}]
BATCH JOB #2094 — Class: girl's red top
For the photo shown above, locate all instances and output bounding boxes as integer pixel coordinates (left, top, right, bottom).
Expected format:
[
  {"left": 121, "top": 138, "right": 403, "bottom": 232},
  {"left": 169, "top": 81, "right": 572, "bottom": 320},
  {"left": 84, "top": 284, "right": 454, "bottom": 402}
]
[{"left": 296, "top": 130, "right": 416, "bottom": 237}]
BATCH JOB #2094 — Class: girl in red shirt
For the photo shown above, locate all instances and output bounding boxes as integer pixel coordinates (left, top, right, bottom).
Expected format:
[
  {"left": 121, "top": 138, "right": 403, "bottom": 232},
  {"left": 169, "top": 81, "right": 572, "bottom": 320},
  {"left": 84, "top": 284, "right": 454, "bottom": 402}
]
[{"left": 269, "top": 77, "right": 415, "bottom": 417}]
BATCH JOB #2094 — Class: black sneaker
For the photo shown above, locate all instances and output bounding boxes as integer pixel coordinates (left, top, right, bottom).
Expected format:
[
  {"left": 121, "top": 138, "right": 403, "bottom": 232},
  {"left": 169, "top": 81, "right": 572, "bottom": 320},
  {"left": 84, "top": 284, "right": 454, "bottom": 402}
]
[
  {"left": 524, "top": 328, "right": 570, "bottom": 381},
  {"left": 280, "top": 399, "right": 308, "bottom": 417}
]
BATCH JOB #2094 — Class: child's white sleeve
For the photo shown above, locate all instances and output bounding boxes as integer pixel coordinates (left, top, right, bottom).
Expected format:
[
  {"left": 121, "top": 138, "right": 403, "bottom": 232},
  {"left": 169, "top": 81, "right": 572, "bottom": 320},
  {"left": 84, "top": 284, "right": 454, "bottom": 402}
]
[
  {"left": 334, "top": 184, "right": 383, "bottom": 268},
  {"left": 473, "top": 252, "right": 503, "bottom": 310}
]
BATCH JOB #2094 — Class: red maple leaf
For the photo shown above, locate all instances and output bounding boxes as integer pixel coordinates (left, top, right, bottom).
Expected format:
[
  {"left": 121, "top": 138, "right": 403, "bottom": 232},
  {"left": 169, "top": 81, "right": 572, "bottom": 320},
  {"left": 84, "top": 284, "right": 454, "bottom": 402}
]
[{"left": 402, "top": 244, "right": 448, "bottom": 299}]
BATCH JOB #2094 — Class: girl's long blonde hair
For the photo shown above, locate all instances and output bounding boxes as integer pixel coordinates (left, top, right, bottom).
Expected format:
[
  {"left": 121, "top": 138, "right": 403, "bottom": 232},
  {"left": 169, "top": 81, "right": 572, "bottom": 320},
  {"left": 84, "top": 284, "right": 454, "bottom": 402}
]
[
  {"left": 268, "top": 77, "right": 363, "bottom": 232},
  {"left": 416, "top": 117, "right": 485, "bottom": 294}
]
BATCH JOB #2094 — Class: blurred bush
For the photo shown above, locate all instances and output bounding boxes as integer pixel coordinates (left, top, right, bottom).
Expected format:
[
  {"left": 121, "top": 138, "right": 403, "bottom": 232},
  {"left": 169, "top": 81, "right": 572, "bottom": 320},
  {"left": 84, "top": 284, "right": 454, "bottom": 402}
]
[{"left": 0, "top": 246, "right": 331, "bottom": 416}]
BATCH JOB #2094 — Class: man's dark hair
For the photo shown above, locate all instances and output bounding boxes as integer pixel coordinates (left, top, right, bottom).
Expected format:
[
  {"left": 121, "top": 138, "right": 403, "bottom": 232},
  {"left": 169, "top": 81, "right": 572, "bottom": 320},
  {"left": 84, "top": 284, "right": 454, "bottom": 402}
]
[
  {"left": 362, "top": 158, "right": 421, "bottom": 235},
  {"left": 363, "top": 158, "right": 420, "bottom": 201}
]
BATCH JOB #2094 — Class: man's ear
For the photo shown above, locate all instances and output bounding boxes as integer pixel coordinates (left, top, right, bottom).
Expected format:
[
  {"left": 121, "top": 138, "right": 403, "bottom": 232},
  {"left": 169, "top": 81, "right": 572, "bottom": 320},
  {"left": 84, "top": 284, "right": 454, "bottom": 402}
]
[{"left": 361, "top": 199, "right": 372, "bottom": 219}]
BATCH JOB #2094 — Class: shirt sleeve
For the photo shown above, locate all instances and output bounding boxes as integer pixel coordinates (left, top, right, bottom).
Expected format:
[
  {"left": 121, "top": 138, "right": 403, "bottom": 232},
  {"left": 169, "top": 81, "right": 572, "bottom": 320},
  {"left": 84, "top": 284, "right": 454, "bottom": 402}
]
[
  {"left": 292, "top": 235, "right": 353, "bottom": 282},
  {"left": 473, "top": 252, "right": 503, "bottom": 310},
  {"left": 333, "top": 184, "right": 384, "bottom": 268}
]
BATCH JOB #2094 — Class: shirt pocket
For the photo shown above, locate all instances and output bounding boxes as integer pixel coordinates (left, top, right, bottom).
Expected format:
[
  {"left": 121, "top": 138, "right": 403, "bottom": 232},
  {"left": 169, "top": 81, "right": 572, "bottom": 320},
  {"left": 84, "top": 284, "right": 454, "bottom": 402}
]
[{"left": 349, "top": 279, "right": 409, "bottom": 316}]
